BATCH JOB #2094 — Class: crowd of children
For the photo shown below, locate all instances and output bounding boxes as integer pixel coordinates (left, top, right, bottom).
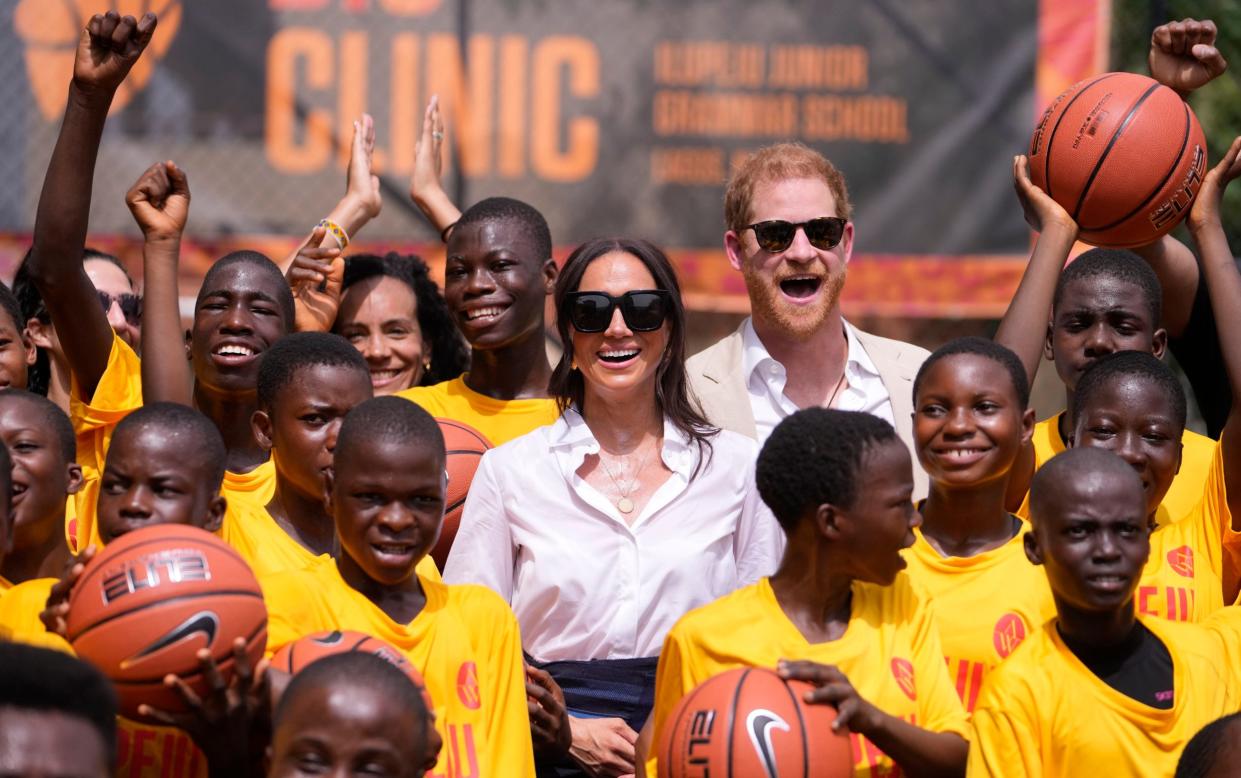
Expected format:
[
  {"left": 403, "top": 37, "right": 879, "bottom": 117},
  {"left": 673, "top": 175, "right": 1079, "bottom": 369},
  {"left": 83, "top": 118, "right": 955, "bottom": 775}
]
[{"left": 3, "top": 8, "right": 1241, "bottom": 778}]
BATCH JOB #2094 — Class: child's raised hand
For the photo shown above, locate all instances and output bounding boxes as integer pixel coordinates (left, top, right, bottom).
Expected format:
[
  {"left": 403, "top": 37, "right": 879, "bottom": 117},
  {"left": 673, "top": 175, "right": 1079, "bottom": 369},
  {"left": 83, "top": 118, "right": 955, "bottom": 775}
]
[
  {"left": 346, "top": 114, "right": 382, "bottom": 221},
  {"left": 126, "top": 161, "right": 190, "bottom": 243},
  {"left": 1189, "top": 135, "right": 1241, "bottom": 231},
  {"left": 1150, "top": 19, "right": 1228, "bottom": 97},
  {"left": 1012, "top": 155, "right": 1078, "bottom": 238},
  {"left": 39, "top": 546, "right": 96, "bottom": 638},
  {"left": 73, "top": 11, "right": 158, "bottom": 97},
  {"left": 410, "top": 96, "right": 447, "bottom": 205}
]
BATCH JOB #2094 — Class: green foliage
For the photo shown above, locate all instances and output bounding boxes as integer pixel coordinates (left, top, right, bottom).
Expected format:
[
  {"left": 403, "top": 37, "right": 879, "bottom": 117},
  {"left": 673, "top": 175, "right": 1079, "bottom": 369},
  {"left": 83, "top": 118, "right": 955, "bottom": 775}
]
[{"left": 1111, "top": 0, "right": 1241, "bottom": 248}]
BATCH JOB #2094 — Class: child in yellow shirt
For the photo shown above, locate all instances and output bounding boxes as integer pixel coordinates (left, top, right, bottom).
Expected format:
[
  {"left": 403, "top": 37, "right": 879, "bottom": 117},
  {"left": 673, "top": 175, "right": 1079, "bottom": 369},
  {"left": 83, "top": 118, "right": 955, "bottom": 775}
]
[
  {"left": 904, "top": 338, "right": 1054, "bottom": 712},
  {"left": 970, "top": 448, "right": 1241, "bottom": 777},
  {"left": 262, "top": 396, "right": 537, "bottom": 778},
  {"left": 646, "top": 409, "right": 969, "bottom": 777}
]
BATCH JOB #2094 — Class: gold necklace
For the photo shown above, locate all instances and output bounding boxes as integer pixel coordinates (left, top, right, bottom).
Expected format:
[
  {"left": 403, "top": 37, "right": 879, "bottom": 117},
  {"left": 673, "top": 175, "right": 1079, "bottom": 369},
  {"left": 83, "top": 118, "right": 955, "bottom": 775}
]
[{"left": 598, "top": 443, "right": 654, "bottom": 514}]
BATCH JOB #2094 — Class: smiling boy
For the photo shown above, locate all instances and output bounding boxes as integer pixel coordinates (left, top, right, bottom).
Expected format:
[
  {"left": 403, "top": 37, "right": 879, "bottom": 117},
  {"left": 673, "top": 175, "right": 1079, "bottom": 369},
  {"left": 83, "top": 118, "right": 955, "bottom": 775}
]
[{"left": 263, "top": 396, "right": 535, "bottom": 777}]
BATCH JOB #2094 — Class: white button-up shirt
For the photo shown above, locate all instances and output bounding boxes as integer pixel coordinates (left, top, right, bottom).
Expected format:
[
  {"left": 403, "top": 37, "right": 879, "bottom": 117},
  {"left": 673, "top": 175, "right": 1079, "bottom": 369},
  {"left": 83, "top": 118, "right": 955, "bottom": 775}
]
[
  {"left": 741, "top": 317, "right": 896, "bottom": 446},
  {"left": 443, "top": 409, "right": 783, "bottom": 662}
]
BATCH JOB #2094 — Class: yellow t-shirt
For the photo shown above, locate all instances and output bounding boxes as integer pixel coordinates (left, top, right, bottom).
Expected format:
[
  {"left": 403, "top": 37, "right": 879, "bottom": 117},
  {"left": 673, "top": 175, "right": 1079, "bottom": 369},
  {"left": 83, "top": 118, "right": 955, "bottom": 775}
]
[
  {"left": 903, "top": 528, "right": 1056, "bottom": 712},
  {"left": 1030, "top": 413, "right": 1216, "bottom": 527},
  {"left": 968, "top": 610, "right": 1241, "bottom": 777},
  {"left": 1135, "top": 441, "right": 1239, "bottom": 622},
  {"left": 64, "top": 333, "right": 279, "bottom": 553},
  {"left": 0, "top": 577, "right": 207, "bottom": 778},
  {"left": 263, "top": 556, "right": 533, "bottom": 778},
  {"left": 397, "top": 375, "right": 560, "bottom": 448},
  {"left": 645, "top": 575, "right": 970, "bottom": 777}
]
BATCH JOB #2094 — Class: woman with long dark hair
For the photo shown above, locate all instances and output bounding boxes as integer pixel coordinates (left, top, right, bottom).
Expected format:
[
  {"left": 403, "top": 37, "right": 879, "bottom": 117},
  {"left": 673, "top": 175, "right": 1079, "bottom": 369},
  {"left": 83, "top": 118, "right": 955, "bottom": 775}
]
[{"left": 444, "top": 237, "right": 781, "bottom": 777}]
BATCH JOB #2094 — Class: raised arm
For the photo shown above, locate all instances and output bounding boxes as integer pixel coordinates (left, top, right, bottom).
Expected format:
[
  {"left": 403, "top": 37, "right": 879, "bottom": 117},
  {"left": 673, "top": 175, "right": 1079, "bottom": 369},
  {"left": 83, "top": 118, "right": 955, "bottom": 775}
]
[
  {"left": 1136, "top": 18, "right": 1230, "bottom": 338},
  {"left": 996, "top": 156, "right": 1078, "bottom": 510},
  {"left": 27, "top": 11, "right": 157, "bottom": 399},
  {"left": 409, "top": 95, "right": 462, "bottom": 235},
  {"left": 994, "top": 155, "right": 1079, "bottom": 385},
  {"left": 284, "top": 115, "right": 380, "bottom": 331},
  {"left": 1185, "top": 136, "right": 1241, "bottom": 527},
  {"left": 126, "top": 160, "right": 193, "bottom": 405}
]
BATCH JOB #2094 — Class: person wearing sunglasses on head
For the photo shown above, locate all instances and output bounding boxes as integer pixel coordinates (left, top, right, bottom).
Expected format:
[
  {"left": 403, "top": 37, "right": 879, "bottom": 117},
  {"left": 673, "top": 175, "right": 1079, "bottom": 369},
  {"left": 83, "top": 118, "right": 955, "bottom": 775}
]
[
  {"left": 688, "top": 142, "right": 931, "bottom": 497},
  {"left": 13, "top": 248, "right": 141, "bottom": 413},
  {"left": 444, "top": 237, "right": 782, "bottom": 778}
]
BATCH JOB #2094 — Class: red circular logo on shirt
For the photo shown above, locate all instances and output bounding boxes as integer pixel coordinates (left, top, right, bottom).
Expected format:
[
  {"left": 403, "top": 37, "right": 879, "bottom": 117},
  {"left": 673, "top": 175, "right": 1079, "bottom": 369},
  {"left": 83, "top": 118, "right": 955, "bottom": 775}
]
[
  {"left": 1167, "top": 546, "right": 1195, "bottom": 579},
  {"left": 992, "top": 613, "right": 1028, "bottom": 658},
  {"left": 457, "top": 661, "right": 481, "bottom": 710},
  {"left": 890, "top": 658, "right": 916, "bottom": 701}
]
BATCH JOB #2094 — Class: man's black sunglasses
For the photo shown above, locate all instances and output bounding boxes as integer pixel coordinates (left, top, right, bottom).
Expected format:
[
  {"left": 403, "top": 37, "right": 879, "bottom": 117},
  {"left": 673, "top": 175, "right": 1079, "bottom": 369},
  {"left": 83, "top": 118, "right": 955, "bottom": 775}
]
[
  {"left": 565, "top": 290, "right": 672, "bottom": 333},
  {"left": 747, "top": 217, "right": 848, "bottom": 253}
]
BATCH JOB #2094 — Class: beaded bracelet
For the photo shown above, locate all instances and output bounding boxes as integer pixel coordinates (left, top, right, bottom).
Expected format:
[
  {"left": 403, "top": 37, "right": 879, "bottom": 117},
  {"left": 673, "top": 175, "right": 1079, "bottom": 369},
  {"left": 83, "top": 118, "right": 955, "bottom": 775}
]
[{"left": 318, "top": 218, "right": 350, "bottom": 250}]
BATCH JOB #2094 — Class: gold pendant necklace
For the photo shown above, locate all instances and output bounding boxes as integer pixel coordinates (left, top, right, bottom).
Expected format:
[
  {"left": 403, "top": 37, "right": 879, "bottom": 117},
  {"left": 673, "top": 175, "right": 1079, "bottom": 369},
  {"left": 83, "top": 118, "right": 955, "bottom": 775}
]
[{"left": 599, "top": 443, "right": 653, "bottom": 514}]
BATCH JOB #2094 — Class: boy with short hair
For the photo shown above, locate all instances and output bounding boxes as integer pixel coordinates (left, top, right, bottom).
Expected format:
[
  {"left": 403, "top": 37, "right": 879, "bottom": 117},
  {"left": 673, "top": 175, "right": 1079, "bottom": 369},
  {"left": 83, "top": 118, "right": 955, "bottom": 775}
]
[
  {"left": 968, "top": 448, "right": 1241, "bottom": 776},
  {"left": 267, "top": 652, "right": 437, "bottom": 778},
  {"left": 396, "top": 196, "right": 561, "bottom": 447},
  {"left": 0, "top": 641, "right": 118, "bottom": 778},
  {"left": 263, "top": 396, "right": 536, "bottom": 777}
]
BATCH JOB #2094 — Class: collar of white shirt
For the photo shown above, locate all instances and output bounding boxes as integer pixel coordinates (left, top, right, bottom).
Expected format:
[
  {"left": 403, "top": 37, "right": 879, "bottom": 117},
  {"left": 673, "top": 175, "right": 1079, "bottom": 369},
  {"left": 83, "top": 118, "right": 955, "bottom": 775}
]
[
  {"left": 548, "top": 407, "right": 697, "bottom": 478},
  {"left": 741, "top": 315, "right": 883, "bottom": 391}
]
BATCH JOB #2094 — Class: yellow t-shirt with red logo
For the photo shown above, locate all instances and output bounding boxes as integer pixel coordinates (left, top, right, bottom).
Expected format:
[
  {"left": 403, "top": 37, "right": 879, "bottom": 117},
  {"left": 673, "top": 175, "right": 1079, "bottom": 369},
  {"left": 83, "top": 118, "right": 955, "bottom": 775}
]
[
  {"left": 65, "top": 333, "right": 279, "bottom": 554},
  {"left": 902, "top": 528, "right": 1056, "bottom": 712},
  {"left": 645, "top": 575, "right": 970, "bottom": 777},
  {"left": 262, "top": 555, "right": 533, "bottom": 778},
  {"left": 0, "top": 576, "right": 207, "bottom": 778},
  {"left": 968, "top": 610, "right": 1241, "bottom": 777},
  {"left": 1134, "top": 441, "right": 1239, "bottom": 623},
  {"left": 1029, "top": 413, "right": 1216, "bottom": 528},
  {"left": 397, "top": 375, "right": 561, "bottom": 448}
]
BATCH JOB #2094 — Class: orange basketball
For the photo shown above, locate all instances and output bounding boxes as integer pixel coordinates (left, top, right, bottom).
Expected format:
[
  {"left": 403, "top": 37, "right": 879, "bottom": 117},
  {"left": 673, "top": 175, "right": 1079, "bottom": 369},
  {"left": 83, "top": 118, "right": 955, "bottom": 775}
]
[
  {"left": 432, "top": 418, "right": 492, "bottom": 569},
  {"left": 66, "top": 525, "right": 267, "bottom": 719},
  {"left": 271, "top": 630, "right": 423, "bottom": 686},
  {"left": 659, "top": 667, "right": 852, "bottom": 778},
  {"left": 1029, "top": 72, "right": 1207, "bottom": 248}
]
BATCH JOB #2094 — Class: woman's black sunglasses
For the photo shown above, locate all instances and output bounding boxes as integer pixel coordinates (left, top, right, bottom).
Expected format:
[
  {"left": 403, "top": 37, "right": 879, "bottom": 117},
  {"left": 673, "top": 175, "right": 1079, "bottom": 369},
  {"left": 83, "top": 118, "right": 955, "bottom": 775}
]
[
  {"left": 747, "top": 217, "right": 848, "bottom": 253},
  {"left": 565, "top": 290, "right": 672, "bottom": 333}
]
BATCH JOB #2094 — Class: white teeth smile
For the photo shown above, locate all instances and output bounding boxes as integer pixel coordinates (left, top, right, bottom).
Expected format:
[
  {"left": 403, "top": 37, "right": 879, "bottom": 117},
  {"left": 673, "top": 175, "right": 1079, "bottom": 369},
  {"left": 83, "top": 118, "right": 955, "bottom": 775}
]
[
  {"left": 943, "top": 449, "right": 985, "bottom": 458},
  {"left": 214, "top": 344, "right": 255, "bottom": 357},
  {"left": 371, "top": 369, "right": 401, "bottom": 379},
  {"left": 601, "top": 350, "right": 639, "bottom": 359},
  {"left": 375, "top": 543, "right": 412, "bottom": 555},
  {"left": 466, "top": 306, "right": 505, "bottom": 321}
]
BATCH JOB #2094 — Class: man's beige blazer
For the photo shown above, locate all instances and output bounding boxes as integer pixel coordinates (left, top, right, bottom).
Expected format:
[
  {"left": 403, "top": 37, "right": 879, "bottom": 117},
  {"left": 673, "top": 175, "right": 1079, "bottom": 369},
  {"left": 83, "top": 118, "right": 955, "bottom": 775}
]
[{"left": 686, "top": 322, "right": 930, "bottom": 498}]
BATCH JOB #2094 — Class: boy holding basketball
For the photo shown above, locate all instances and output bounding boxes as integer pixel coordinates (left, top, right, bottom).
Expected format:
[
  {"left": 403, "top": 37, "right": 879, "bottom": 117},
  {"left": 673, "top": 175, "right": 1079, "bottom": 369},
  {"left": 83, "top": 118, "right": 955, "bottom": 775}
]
[
  {"left": 969, "top": 448, "right": 1241, "bottom": 777},
  {"left": 262, "top": 396, "right": 536, "bottom": 777},
  {"left": 645, "top": 409, "right": 968, "bottom": 777}
]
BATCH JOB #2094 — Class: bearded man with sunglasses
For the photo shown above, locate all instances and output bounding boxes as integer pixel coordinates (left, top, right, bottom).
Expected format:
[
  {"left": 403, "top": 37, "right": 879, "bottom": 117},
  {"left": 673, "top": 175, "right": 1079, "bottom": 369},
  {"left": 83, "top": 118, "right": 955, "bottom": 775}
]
[{"left": 688, "top": 142, "right": 929, "bottom": 496}]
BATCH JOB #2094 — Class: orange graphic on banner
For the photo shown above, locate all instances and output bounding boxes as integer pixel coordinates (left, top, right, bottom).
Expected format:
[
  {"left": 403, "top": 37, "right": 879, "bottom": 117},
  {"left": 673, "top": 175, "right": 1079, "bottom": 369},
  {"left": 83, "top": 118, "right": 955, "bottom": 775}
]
[{"left": 15, "top": 0, "right": 181, "bottom": 120}]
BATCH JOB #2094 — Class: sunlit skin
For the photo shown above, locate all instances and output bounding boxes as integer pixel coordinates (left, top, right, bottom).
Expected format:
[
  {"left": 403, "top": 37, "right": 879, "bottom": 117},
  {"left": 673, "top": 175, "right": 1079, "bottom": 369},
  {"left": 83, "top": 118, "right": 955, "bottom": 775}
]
[
  {"left": 254, "top": 364, "right": 373, "bottom": 556},
  {"left": 336, "top": 276, "right": 427, "bottom": 395},
  {"left": 190, "top": 264, "right": 290, "bottom": 397},
  {"left": 725, "top": 177, "right": 852, "bottom": 341},
  {"left": 0, "top": 709, "right": 109, "bottom": 778},
  {"left": 1026, "top": 465, "right": 1149, "bottom": 639},
  {"left": 268, "top": 682, "right": 429, "bottom": 778},
  {"left": 85, "top": 257, "right": 140, "bottom": 349},
  {"left": 835, "top": 439, "right": 920, "bottom": 586},
  {"left": 96, "top": 425, "right": 225, "bottom": 544},
  {"left": 443, "top": 220, "right": 551, "bottom": 352},
  {"left": 0, "top": 309, "right": 36, "bottom": 391},
  {"left": 1070, "top": 377, "right": 1182, "bottom": 523},
  {"left": 327, "top": 436, "right": 446, "bottom": 622},
  {"left": 1046, "top": 276, "right": 1166, "bottom": 439},
  {"left": 570, "top": 252, "right": 670, "bottom": 409},
  {"left": 0, "top": 397, "right": 83, "bottom": 583}
]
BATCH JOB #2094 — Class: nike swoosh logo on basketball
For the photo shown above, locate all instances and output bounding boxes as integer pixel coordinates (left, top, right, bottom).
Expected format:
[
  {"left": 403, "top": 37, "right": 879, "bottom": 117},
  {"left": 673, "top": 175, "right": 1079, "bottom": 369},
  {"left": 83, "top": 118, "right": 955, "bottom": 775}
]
[
  {"left": 746, "top": 709, "right": 791, "bottom": 778},
  {"left": 120, "top": 611, "right": 220, "bottom": 670}
]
